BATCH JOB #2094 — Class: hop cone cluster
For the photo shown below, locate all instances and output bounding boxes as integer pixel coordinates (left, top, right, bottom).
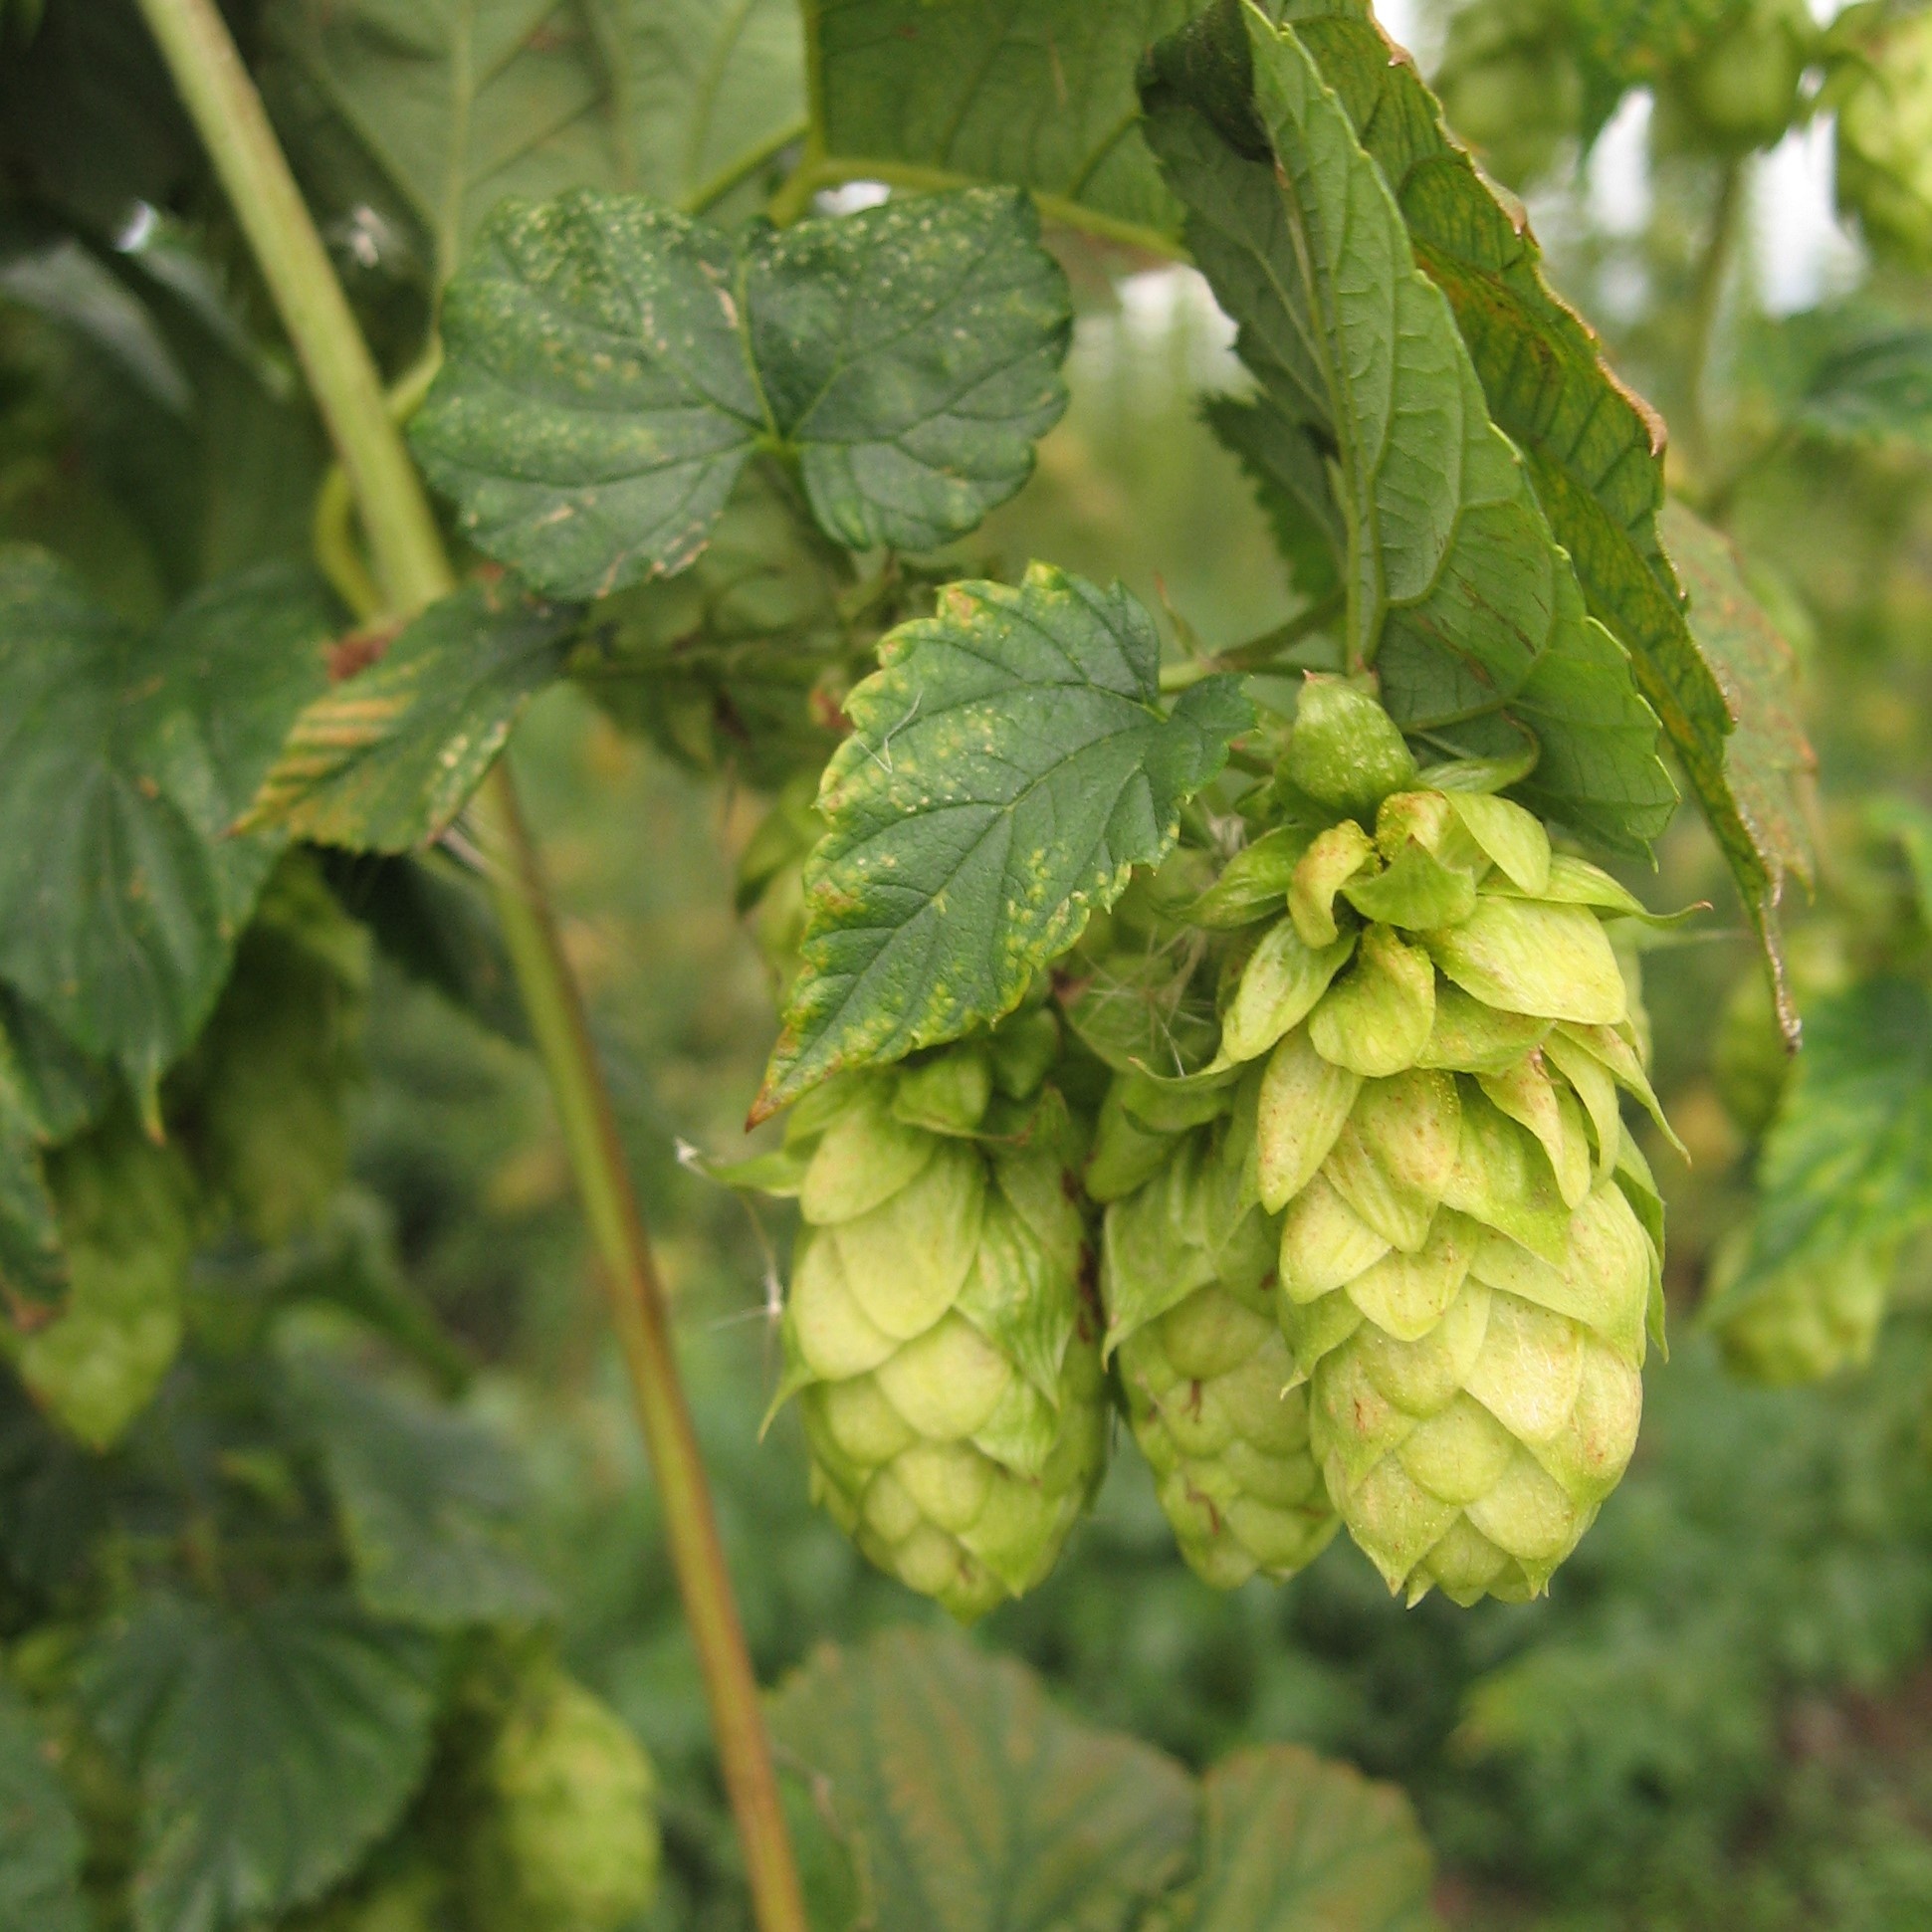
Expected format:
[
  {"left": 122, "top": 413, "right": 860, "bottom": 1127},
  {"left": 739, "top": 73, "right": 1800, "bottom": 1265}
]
[
  {"left": 1195, "top": 682, "right": 1672, "bottom": 1605},
  {"left": 764, "top": 1013, "right": 1107, "bottom": 1618},
  {"left": 1094, "top": 1077, "right": 1336, "bottom": 1588}
]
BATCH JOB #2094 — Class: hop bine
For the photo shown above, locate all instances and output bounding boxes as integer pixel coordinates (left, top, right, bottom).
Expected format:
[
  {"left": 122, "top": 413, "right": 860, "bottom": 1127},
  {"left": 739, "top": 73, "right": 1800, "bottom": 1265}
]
[
  {"left": 753, "top": 1011, "right": 1107, "bottom": 1618},
  {"left": 1164, "top": 680, "right": 1677, "bottom": 1606}
]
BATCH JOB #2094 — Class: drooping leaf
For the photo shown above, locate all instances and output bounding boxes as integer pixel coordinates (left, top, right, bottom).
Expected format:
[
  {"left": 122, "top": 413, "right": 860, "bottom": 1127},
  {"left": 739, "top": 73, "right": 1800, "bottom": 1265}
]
[
  {"left": 241, "top": 579, "right": 577, "bottom": 853},
  {"left": 1161, "top": 1746, "right": 1439, "bottom": 1932},
  {"left": 412, "top": 187, "right": 1070, "bottom": 599},
  {"left": 754, "top": 564, "right": 1250, "bottom": 1118},
  {"left": 1142, "top": 6, "right": 1674, "bottom": 855},
  {"left": 1710, "top": 979, "right": 1932, "bottom": 1311},
  {"left": 280, "top": 1344, "right": 552, "bottom": 1629},
  {"left": 803, "top": 0, "right": 1196, "bottom": 251},
  {"left": 19, "top": 1110, "right": 196, "bottom": 1450},
  {"left": 1270, "top": 0, "right": 1804, "bottom": 1008},
  {"left": 1659, "top": 502, "right": 1816, "bottom": 1032},
  {"left": 0, "top": 546, "right": 334, "bottom": 1093},
  {"left": 767, "top": 1627, "right": 1195, "bottom": 1932},
  {"left": 87, "top": 1592, "right": 440, "bottom": 1932},
  {"left": 0, "top": 1680, "right": 88, "bottom": 1932}
]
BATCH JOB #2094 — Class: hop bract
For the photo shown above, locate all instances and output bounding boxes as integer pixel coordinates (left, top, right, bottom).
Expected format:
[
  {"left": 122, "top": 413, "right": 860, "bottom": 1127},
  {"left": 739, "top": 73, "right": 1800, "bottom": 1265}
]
[
  {"left": 1097, "top": 1084, "right": 1337, "bottom": 1589},
  {"left": 767, "top": 1018, "right": 1107, "bottom": 1618},
  {"left": 1211, "top": 681, "right": 1673, "bottom": 1605}
]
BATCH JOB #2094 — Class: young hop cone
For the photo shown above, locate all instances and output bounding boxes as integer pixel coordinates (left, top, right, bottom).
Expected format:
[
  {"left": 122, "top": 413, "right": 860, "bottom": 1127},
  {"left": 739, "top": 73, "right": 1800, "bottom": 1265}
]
[
  {"left": 1219, "top": 680, "right": 1674, "bottom": 1606},
  {"left": 1096, "top": 1078, "right": 1338, "bottom": 1588},
  {"left": 465, "top": 1659, "right": 660, "bottom": 1932},
  {"left": 1706, "top": 1225, "right": 1894, "bottom": 1386},
  {"left": 763, "top": 1015, "right": 1107, "bottom": 1618}
]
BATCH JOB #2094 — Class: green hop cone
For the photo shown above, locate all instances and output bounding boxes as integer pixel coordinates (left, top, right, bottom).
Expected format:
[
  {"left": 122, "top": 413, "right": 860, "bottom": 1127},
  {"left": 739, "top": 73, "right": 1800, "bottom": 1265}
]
[
  {"left": 1655, "top": 0, "right": 1813, "bottom": 156},
  {"left": 466, "top": 1660, "right": 660, "bottom": 1932},
  {"left": 1706, "top": 1224, "right": 1893, "bottom": 1386},
  {"left": 1836, "top": 9, "right": 1932, "bottom": 267},
  {"left": 768, "top": 1019, "right": 1107, "bottom": 1618},
  {"left": 1097, "top": 1082, "right": 1337, "bottom": 1588},
  {"left": 1212, "top": 682, "right": 1673, "bottom": 1605}
]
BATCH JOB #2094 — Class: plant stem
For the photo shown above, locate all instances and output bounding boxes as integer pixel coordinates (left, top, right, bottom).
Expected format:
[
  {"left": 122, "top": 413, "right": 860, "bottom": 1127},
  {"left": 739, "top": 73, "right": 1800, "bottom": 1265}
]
[
  {"left": 1684, "top": 157, "right": 1746, "bottom": 484},
  {"left": 131, "top": 4, "right": 808, "bottom": 1926},
  {"left": 1157, "top": 589, "right": 1347, "bottom": 692}
]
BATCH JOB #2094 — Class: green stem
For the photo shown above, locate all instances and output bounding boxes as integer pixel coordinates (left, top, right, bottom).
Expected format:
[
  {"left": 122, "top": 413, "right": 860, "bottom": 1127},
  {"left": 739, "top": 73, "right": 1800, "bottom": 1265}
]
[
  {"left": 131, "top": 6, "right": 808, "bottom": 1928},
  {"left": 1157, "top": 588, "right": 1346, "bottom": 690},
  {"left": 1684, "top": 157, "right": 1746, "bottom": 484},
  {"left": 686, "top": 116, "right": 811, "bottom": 216}
]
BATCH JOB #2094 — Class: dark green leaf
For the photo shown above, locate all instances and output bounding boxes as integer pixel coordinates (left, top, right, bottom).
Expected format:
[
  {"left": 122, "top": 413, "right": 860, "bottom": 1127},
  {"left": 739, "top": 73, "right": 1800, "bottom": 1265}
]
[
  {"left": 0, "top": 990, "right": 114, "bottom": 1145},
  {"left": 1658, "top": 502, "right": 1816, "bottom": 1032},
  {"left": 805, "top": 0, "right": 1196, "bottom": 250},
  {"left": 1163, "top": 1745, "right": 1439, "bottom": 1931},
  {"left": 1715, "top": 979, "right": 1932, "bottom": 1307},
  {"left": 88, "top": 1593, "right": 440, "bottom": 1932},
  {"left": 281, "top": 1345, "right": 552, "bottom": 1630},
  {"left": 1760, "top": 303, "right": 1932, "bottom": 453},
  {"left": 412, "top": 187, "right": 1070, "bottom": 599},
  {"left": 1279, "top": 0, "right": 1801, "bottom": 1003},
  {"left": 241, "top": 580, "right": 576, "bottom": 853},
  {"left": 0, "top": 0, "right": 200, "bottom": 231},
  {"left": 581, "top": 460, "right": 861, "bottom": 788},
  {"left": 164, "top": 855, "right": 371, "bottom": 1244},
  {"left": 0, "top": 1038, "right": 64, "bottom": 1315},
  {"left": 1201, "top": 393, "right": 1343, "bottom": 602},
  {"left": 20, "top": 1110, "right": 196, "bottom": 1450},
  {"left": 767, "top": 1626, "right": 1195, "bottom": 1932},
  {"left": 1143, "top": 7, "right": 1674, "bottom": 854},
  {"left": 320, "top": 851, "right": 528, "bottom": 1041},
  {"left": 0, "top": 1680, "right": 87, "bottom": 1932},
  {"left": 0, "top": 546, "right": 334, "bottom": 1092},
  {"left": 754, "top": 564, "right": 1250, "bottom": 1117}
]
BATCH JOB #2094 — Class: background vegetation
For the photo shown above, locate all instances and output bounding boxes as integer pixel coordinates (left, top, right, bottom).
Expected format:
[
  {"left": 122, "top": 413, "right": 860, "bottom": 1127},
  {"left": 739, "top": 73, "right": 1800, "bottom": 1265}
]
[{"left": 6, "top": 0, "right": 1932, "bottom": 1927}]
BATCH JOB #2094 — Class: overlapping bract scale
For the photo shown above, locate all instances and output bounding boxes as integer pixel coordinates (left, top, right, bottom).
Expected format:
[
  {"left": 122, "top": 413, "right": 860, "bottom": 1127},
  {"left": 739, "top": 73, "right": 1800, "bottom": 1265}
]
[
  {"left": 1213, "top": 681, "right": 1672, "bottom": 1604},
  {"left": 768, "top": 1020, "right": 1106, "bottom": 1618},
  {"left": 1097, "top": 1092, "right": 1337, "bottom": 1589}
]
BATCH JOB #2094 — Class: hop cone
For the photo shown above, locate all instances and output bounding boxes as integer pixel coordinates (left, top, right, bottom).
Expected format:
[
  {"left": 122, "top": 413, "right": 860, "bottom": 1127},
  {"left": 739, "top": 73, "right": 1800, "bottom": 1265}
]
[
  {"left": 1837, "top": 8, "right": 1932, "bottom": 266},
  {"left": 769, "top": 1017, "right": 1107, "bottom": 1617},
  {"left": 1097, "top": 1081, "right": 1337, "bottom": 1588},
  {"left": 1707, "top": 1225, "right": 1892, "bottom": 1386},
  {"left": 466, "top": 1660, "right": 660, "bottom": 1932},
  {"left": 1214, "top": 682, "right": 1672, "bottom": 1605}
]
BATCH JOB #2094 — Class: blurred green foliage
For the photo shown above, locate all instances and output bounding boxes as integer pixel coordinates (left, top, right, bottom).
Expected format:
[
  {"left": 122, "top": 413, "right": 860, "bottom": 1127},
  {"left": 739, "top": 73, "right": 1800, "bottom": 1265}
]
[{"left": 6, "top": 0, "right": 1932, "bottom": 1925}]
